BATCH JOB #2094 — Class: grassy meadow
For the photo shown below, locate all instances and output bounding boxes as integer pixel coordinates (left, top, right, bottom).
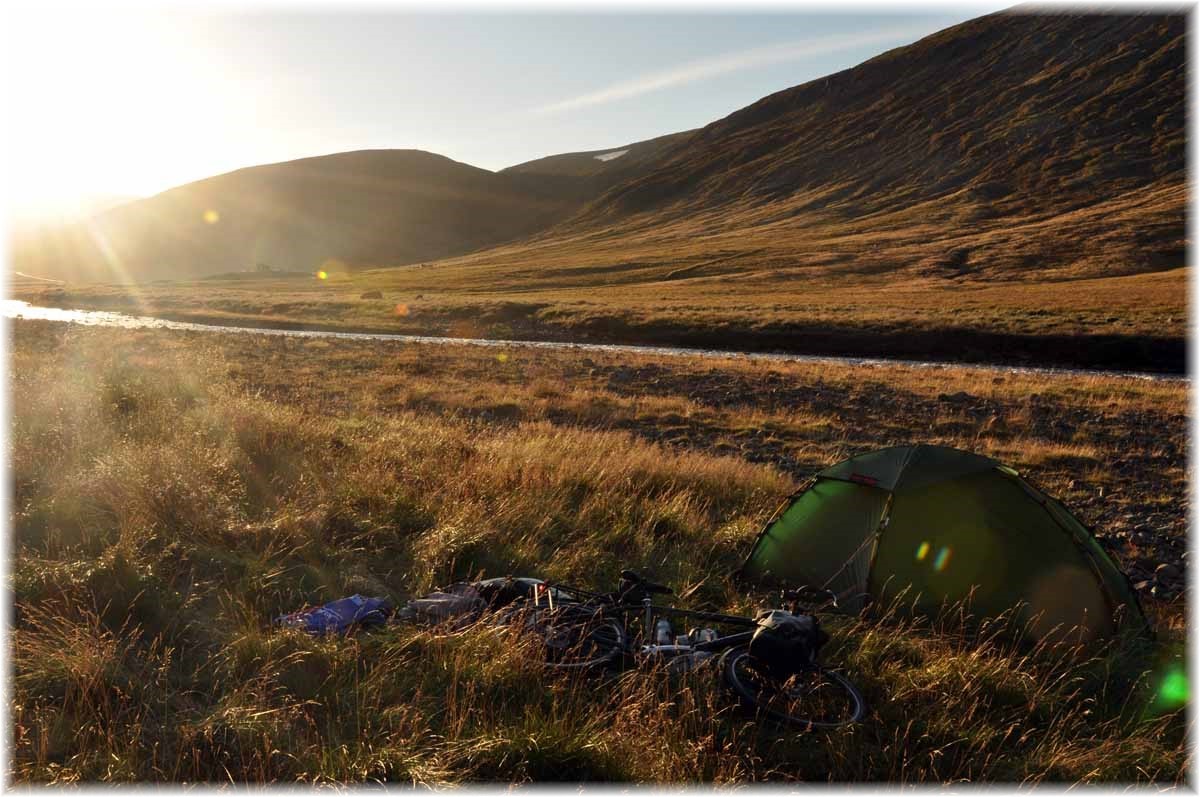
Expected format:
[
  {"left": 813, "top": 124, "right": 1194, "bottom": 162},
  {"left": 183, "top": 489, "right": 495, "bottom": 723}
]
[
  {"left": 8, "top": 319, "right": 1189, "bottom": 784},
  {"left": 11, "top": 260, "right": 1187, "bottom": 372}
]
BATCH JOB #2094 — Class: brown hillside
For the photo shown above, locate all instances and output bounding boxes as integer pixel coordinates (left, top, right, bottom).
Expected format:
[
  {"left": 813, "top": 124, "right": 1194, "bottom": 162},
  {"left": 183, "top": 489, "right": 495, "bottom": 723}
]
[
  {"left": 9, "top": 150, "right": 584, "bottom": 283},
  {"left": 433, "top": 11, "right": 1184, "bottom": 284}
]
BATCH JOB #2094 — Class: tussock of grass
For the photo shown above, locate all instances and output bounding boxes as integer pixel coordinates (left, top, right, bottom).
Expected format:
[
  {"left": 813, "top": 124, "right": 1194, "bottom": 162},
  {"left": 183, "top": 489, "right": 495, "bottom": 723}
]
[{"left": 8, "top": 321, "right": 1187, "bottom": 784}]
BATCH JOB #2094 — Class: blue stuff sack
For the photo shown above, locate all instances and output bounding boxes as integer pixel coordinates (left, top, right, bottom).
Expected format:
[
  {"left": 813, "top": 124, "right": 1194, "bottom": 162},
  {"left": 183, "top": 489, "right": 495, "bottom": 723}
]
[{"left": 275, "top": 594, "right": 393, "bottom": 636}]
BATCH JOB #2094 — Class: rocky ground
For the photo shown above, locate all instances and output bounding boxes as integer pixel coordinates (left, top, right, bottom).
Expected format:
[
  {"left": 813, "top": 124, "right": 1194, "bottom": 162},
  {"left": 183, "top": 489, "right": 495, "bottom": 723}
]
[{"left": 581, "top": 360, "right": 1189, "bottom": 606}]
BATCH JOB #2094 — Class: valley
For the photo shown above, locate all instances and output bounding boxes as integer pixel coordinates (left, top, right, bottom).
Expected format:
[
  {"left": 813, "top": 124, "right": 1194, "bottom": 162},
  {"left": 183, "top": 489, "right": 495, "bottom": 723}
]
[
  {"left": 5, "top": 6, "right": 1190, "bottom": 786},
  {"left": 10, "top": 11, "right": 1186, "bottom": 372}
]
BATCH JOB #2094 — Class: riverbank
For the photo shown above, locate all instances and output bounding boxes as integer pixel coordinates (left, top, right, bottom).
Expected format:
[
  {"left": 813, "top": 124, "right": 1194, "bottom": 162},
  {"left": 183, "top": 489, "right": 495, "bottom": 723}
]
[
  {"left": 5, "top": 295, "right": 1189, "bottom": 381},
  {"left": 12, "top": 263, "right": 1188, "bottom": 373}
]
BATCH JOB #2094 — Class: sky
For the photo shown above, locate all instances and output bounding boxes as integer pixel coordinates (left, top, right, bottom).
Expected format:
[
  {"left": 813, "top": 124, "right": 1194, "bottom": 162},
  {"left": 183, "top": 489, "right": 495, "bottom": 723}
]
[{"left": 4, "top": 3, "right": 1010, "bottom": 218}]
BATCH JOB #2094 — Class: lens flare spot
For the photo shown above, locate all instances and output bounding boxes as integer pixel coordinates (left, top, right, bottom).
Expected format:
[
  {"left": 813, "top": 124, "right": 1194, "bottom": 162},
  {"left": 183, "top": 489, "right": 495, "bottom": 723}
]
[
  {"left": 915, "top": 541, "right": 931, "bottom": 562},
  {"left": 394, "top": 303, "right": 409, "bottom": 317},
  {"left": 203, "top": 209, "right": 220, "bottom": 224},
  {"left": 933, "top": 547, "right": 952, "bottom": 572},
  {"left": 497, "top": 352, "right": 509, "bottom": 363},
  {"left": 316, "top": 270, "right": 328, "bottom": 281},
  {"left": 1155, "top": 666, "right": 1189, "bottom": 712}
]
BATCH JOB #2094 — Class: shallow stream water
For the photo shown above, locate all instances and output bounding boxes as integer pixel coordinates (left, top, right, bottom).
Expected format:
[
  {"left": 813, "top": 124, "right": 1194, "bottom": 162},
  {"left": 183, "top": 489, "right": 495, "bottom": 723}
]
[{"left": 3, "top": 300, "right": 1186, "bottom": 383}]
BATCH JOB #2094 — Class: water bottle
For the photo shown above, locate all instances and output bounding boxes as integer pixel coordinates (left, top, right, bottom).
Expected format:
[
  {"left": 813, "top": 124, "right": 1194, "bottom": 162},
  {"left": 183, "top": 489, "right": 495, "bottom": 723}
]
[{"left": 654, "top": 618, "right": 673, "bottom": 646}]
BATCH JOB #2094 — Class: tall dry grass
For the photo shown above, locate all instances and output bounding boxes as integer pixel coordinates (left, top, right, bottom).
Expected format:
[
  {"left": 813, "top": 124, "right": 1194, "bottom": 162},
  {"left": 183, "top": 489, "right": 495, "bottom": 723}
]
[{"left": 8, "top": 320, "right": 1188, "bottom": 784}]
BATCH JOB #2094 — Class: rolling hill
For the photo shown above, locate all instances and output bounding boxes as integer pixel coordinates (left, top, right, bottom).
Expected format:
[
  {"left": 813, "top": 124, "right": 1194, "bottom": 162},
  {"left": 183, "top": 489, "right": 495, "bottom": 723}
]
[
  {"left": 12, "top": 130, "right": 714, "bottom": 284},
  {"left": 10, "top": 147, "right": 657, "bottom": 283},
  {"left": 8, "top": 9, "right": 1188, "bottom": 369},
  {"left": 420, "top": 10, "right": 1184, "bottom": 288}
]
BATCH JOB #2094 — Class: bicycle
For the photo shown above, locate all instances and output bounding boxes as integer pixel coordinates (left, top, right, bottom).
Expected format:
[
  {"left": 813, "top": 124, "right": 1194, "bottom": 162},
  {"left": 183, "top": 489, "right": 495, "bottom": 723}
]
[{"left": 498, "top": 569, "right": 866, "bottom": 729}]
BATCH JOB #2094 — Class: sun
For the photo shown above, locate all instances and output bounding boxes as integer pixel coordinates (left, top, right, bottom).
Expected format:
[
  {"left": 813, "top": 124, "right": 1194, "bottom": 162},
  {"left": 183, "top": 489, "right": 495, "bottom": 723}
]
[{"left": 6, "top": 8, "right": 262, "bottom": 219}]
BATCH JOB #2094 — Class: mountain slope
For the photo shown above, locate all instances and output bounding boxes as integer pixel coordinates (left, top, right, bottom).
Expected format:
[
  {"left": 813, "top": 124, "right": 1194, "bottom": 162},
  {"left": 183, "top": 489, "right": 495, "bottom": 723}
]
[
  {"left": 593, "top": 13, "right": 1182, "bottom": 222},
  {"left": 431, "top": 10, "right": 1183, "bottom": 286},
  {"left": 502, "top": 130, "right": 696, "bottom": 183},
  {"left": 9, "top": 150, "right": 585, "bottom": 283}
]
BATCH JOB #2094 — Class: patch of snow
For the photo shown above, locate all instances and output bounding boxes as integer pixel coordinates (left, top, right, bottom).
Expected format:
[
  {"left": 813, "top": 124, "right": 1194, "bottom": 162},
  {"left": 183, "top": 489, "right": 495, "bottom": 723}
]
[{"left": 594, "top": 149, "right": 629, "bottom": 162}]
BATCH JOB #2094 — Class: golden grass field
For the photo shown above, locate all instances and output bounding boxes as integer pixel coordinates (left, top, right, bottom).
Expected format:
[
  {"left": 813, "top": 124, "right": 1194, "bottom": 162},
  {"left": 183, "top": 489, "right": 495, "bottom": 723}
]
[{"left": 9, "top": 318, "right": 1188, "bottom": 784}]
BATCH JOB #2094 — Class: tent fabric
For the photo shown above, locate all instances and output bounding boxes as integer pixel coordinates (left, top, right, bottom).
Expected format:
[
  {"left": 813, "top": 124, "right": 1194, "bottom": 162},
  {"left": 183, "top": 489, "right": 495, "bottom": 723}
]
[
  {"left": 741, "top": 445, "right": 1149, "bottom": 641},
  {"left": 818, "top": 445, "right": 998, "bottom": 492},
  {"left": 749, "top": 479, "right": 889, "bottom": 613}
]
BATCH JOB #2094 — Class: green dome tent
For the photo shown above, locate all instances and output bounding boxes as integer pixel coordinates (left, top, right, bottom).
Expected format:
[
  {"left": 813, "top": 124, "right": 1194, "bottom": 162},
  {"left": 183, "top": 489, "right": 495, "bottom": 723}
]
[{"left": 740, "top": 445, "right": 1149, "bottom": 642}]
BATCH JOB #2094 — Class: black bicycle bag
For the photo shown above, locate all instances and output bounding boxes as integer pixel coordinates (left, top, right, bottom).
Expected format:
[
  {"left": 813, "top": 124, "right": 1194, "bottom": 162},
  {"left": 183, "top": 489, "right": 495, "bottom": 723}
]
[{"left": 748, "top": 610, "right": 828, "bottom": 678}]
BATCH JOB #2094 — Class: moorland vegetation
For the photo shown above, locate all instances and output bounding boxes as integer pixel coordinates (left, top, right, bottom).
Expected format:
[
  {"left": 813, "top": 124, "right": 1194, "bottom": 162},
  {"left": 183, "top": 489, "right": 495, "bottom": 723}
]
[{"left": 9, "top": 320, "right": 1188, "bottom": 783}]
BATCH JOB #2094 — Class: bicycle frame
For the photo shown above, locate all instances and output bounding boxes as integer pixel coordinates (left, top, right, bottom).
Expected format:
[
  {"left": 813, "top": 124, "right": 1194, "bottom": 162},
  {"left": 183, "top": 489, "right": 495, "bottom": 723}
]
[
  {"left": 535, "top": 576, "right": 831, "bottom": 665},
  {"left": 519, "top": 574, "right": 865, "bottom": 725},
  {"left": 630, "top": 597, "right": 757, "bottom": 656},
  {"left": 537, "top": 583, "right": 759, "bottom": 660}
]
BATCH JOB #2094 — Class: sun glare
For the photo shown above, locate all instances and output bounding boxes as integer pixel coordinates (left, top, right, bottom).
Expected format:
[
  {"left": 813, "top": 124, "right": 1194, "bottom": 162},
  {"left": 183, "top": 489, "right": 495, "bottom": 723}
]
[{"left": 7, "top": 9, "right": 266, "bottom": 217}]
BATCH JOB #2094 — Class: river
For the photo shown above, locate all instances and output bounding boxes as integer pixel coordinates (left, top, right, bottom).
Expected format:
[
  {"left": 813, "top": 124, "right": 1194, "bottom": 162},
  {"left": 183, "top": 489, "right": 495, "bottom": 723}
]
[{"left": 3, "top": 300, "right": 1186, "bottom": 382}]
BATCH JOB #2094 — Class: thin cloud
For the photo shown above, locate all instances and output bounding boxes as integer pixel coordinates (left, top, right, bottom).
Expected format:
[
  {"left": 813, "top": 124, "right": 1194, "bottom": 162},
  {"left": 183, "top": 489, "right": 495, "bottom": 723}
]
[{"left": 531, "top": 24, "right": 933, "bottom": 115}]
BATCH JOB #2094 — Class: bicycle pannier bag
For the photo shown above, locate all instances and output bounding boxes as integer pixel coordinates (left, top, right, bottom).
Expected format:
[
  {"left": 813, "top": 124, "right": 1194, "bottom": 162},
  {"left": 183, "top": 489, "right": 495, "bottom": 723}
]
[{"left": 749, "top": 610, "right": 828, "bottom": 677}]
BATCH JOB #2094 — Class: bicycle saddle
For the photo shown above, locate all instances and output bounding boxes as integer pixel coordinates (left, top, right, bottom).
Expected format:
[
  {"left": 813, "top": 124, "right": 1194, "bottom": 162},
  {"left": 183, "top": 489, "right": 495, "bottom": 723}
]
[{"left": 619, "top": 569, "right": 673, "bottom": 595}]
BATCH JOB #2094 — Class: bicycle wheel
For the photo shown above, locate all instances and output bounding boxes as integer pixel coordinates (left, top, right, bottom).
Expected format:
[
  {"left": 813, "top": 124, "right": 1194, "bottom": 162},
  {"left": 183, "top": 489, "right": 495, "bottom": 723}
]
[
  {"left": 511, "top": 604, "right": 627, "bottom": 670},
  {"left": 720, "top": 646, "right": 865, "bottom": 729}
]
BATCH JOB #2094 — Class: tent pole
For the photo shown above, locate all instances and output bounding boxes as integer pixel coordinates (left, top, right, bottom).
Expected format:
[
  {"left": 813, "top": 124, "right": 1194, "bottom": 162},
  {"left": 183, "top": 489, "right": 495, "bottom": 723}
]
[{"left": 859, "top": 492, "right": 894, "bottom": 615}]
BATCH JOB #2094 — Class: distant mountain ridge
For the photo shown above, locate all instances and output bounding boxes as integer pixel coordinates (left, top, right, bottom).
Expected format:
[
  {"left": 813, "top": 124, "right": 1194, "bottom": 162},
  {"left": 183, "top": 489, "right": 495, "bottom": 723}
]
[
  {"left": 438, "top": 9, "right": 1184, "bottom": 285},
  {"left": 10, "top": 10, "right": 1185, "bottom": 285},
  {"left": 503, "top": 130, "right": 695, "bottom": 182},
  {"left": 10, "top": 129, "right": 699, "bottom": 282}
]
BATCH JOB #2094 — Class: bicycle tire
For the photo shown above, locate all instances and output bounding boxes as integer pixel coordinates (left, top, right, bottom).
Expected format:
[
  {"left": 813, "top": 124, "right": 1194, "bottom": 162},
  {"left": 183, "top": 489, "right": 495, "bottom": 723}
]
[
  {"left": 720, "top": 646, "right": 865, "bottom": 729},
  {"left": 507, "top": 603, "right": 627, "bottom": 670}
]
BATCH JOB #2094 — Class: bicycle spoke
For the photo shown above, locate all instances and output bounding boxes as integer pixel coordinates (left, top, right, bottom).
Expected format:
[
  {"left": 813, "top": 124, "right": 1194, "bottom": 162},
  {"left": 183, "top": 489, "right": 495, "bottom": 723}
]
[
  {"left": 761, "top": 670, "right": 853, "bottom": 726},
  {"left": 517, "top": 605, "right": 626, "bottom": 669},
  {"left": 725, "top": 649, "right": 864, "bottom": 728}
]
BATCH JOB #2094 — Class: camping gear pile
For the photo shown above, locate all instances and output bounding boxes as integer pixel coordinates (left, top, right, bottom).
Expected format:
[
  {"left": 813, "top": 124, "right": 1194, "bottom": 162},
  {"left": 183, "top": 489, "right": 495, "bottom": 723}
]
[
  {"left": 277, "top": 445, "right": 1150, "bottom": 646},
  {"left": 276, "top": 577, "right": 557, "bottom": 636}
]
